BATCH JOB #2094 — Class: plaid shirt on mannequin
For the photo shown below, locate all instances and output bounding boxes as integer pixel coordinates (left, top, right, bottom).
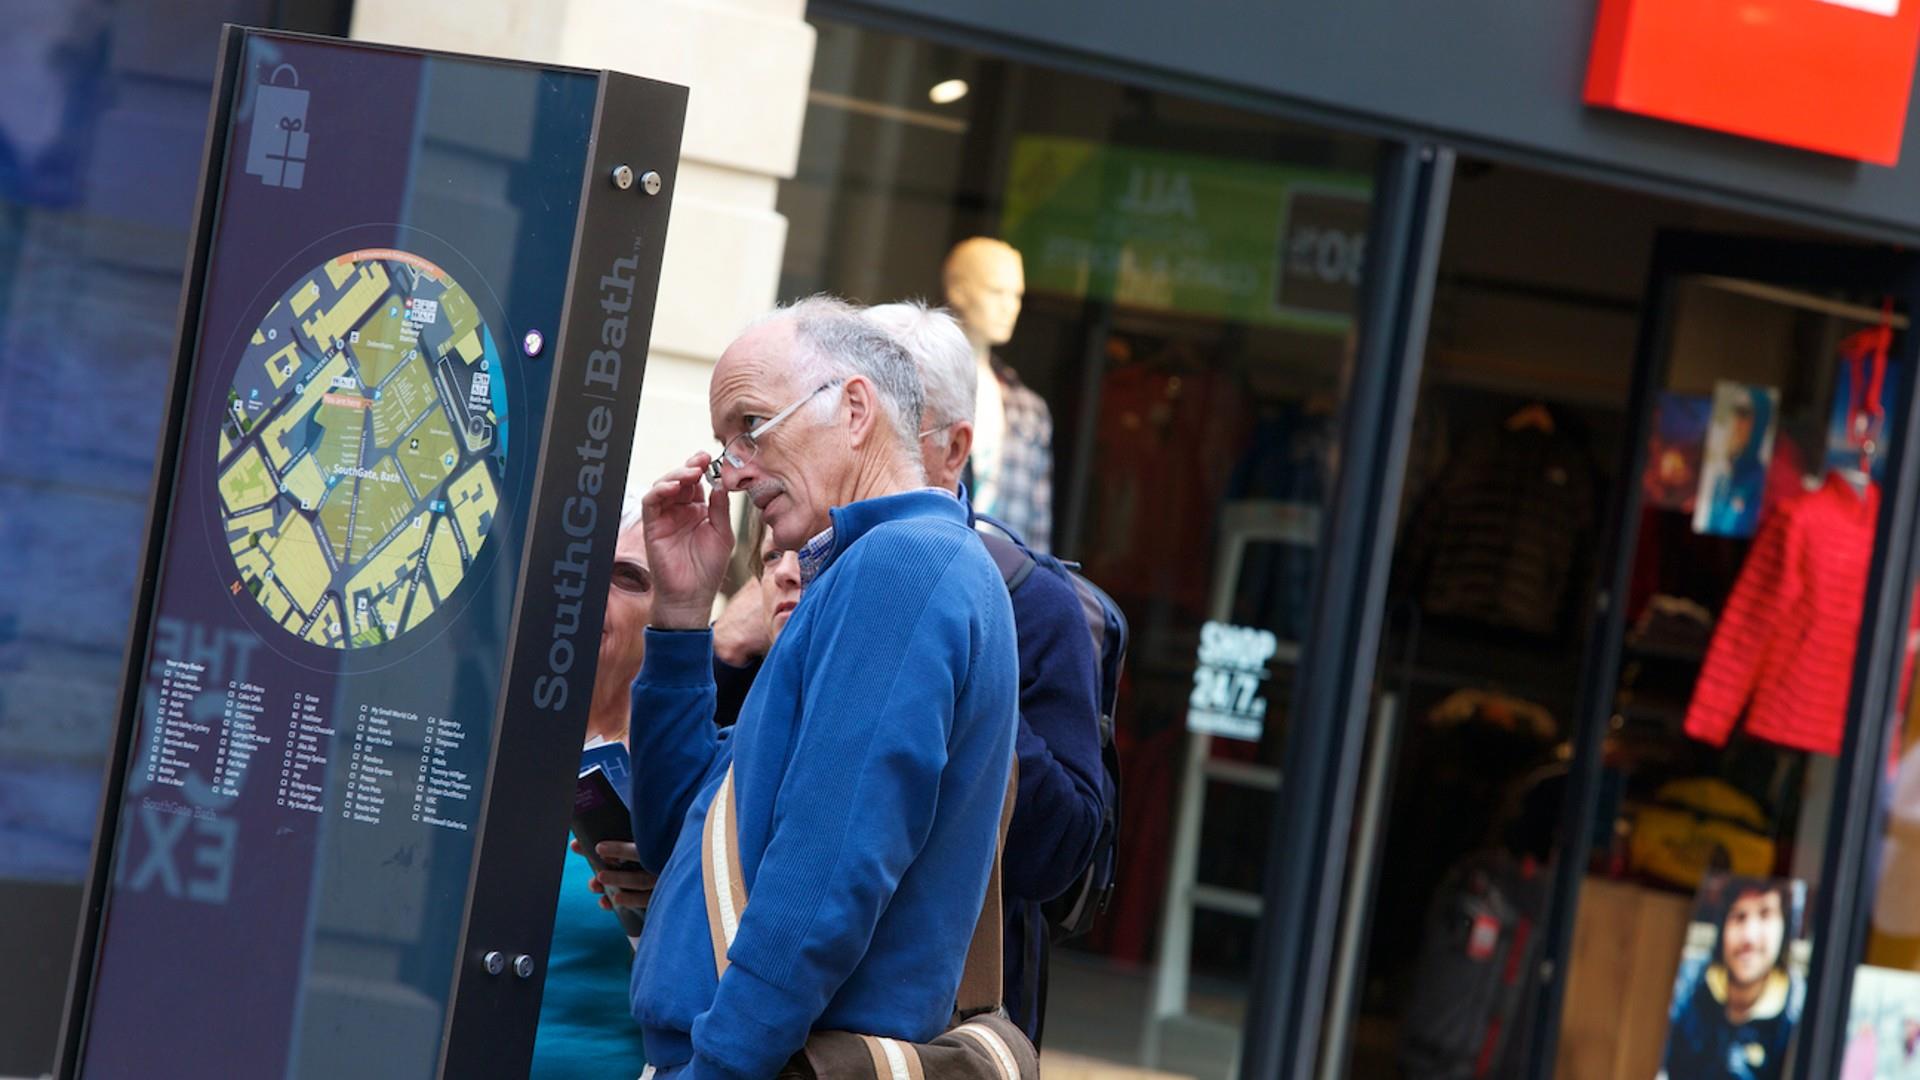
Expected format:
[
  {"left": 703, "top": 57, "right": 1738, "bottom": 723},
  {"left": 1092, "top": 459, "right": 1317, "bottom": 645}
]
[{"left": 981, "top": 356, "right": 1054, "bottom": 552}]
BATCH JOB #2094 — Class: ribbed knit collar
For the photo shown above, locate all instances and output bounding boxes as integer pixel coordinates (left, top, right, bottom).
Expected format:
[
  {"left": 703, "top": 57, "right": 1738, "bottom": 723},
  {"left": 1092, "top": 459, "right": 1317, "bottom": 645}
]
[{"left": 802, "top": 488, "right": 969, "bottom": 585}]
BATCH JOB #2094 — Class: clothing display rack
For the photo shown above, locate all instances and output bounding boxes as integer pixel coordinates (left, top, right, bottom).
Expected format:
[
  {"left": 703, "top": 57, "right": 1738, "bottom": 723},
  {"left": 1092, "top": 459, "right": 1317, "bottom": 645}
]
[{"left": 1144, "top": 499, "right": 1319, "bottom": 1071}]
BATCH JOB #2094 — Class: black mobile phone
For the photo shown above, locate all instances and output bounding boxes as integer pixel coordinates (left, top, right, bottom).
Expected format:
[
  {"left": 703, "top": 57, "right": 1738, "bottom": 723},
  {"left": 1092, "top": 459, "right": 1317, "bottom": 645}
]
[{"left": 572, "top": 766, "right": 647, "bottom": 936}]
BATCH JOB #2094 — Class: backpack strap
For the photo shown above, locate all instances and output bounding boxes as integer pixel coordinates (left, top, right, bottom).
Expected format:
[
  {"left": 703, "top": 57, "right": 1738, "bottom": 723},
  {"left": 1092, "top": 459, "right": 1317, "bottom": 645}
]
[
  {"left": 971, "top": 510, "right": 1029, "bottom": 550},
  {"left": 979, "top": 532, "right": 1037, "bottom": 593},
  {"left": 700, "top": 760, "right": 1019, "bottom": 1007}
]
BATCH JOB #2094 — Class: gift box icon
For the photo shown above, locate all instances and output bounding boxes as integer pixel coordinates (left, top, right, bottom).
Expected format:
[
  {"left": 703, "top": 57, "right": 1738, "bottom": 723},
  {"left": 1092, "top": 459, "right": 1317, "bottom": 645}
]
[{"left": 246, "top": 64, "right": 310, "bottom": 189}]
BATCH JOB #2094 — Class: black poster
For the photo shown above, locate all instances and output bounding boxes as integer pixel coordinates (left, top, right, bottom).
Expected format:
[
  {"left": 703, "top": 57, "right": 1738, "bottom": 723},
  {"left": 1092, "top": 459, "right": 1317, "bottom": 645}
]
[{"left": 76, "top": 33, "right": 598, "bottom": 1077}]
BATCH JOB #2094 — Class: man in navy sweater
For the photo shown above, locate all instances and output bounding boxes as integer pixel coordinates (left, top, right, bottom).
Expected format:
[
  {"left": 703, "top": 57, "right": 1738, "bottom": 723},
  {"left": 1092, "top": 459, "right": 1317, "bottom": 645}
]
[
  {"left": 864, "top": 302, "right": 1104, "bottom": 1043},
  {"left": 627, "top": 297, "right": 1020, "bottom": 1080}
]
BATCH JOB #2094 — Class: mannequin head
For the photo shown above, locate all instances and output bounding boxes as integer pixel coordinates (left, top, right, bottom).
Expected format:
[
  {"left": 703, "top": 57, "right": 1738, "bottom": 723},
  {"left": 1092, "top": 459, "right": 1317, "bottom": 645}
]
[{"left": 942, "top": 237, "right": 1025, "bottom": 355}]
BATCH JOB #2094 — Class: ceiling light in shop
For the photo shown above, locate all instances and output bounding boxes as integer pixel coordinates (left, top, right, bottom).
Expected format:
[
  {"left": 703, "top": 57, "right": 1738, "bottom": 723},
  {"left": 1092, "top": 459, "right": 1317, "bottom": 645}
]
[{"left": 928, "top": 79, "right": 969, "bottom": 105}]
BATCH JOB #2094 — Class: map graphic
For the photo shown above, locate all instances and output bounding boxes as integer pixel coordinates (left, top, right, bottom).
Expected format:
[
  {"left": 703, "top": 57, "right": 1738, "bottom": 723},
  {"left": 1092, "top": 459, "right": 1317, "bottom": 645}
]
[{"left": 216, "top": 249, "right": 508, "bottom": 649}]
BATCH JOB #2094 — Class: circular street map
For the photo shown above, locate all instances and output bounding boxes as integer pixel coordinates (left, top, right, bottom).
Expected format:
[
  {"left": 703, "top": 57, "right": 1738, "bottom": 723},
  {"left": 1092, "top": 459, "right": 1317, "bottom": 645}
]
[{"left": 215, "top": 249, "right": 508, "bottom": 649}]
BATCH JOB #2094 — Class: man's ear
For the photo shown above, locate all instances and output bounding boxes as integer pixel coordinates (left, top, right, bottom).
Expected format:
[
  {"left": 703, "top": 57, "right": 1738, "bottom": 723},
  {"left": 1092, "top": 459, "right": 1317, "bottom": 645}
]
[
  {"left": 943, "top": 421, "right": 974, "bottom": 484},
  {"left": 842, "top": 375, "right": 880, "bottom": 451}
]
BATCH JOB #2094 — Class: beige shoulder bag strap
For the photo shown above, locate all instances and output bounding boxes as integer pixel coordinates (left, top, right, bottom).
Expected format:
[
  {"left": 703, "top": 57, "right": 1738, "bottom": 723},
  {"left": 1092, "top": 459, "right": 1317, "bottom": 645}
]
[
  {"left": 955, "top": 770, "right": 1018, "bottom": 1016},
  {"left": 701, "top": 767, "right": 748, "bottom": 979},
  {"left": 699, "top": 761, "right": 1019, "bottom": 1003}
]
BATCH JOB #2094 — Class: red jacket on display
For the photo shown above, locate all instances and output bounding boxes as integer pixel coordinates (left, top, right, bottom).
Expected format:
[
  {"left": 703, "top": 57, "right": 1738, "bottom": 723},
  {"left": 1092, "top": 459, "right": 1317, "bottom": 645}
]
[{"left": 1684, "top": 474, "right": 1878, "bottom": 756}]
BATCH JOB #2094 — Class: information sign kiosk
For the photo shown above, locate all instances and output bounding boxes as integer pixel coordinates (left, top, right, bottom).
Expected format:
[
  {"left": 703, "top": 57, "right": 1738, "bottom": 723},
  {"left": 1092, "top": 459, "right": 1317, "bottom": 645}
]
[{"left": 54, "top": 27, "right": 684, "bottom": 1079}]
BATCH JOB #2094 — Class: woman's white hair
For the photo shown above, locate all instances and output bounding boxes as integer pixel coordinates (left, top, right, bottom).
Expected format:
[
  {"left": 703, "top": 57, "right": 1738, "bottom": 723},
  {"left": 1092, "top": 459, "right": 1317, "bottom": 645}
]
[{"left": 864, "top": 301, "right": 975, "bottom": 449}]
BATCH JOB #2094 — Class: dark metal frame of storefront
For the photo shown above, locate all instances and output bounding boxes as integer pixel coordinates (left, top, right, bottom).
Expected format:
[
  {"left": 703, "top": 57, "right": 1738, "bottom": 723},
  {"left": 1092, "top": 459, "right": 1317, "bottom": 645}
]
[
  {"left": 1239, "top": 143, "right": 1454, "bottom": 1080},
  {"left": 812, "top": 1, "right": 1920, "bottom": 253},
  {"left": 1799, "top": 255, "right": 1920, "bottom": 1079},
  {"left": 810, "top": 4, "right": 1920, "bottom": 1078},
  {"left": 271, "top": 0, "right": 355, "bottom": 37},
  {"left": 1528, "top": 235, "right": 1920, "bottom": 1080}
]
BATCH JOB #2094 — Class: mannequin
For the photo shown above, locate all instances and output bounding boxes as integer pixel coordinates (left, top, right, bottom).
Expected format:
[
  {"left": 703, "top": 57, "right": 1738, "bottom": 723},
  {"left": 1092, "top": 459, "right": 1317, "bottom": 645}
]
[{"left": 943, "top": 236, "right": 1055, "bottom": 550}]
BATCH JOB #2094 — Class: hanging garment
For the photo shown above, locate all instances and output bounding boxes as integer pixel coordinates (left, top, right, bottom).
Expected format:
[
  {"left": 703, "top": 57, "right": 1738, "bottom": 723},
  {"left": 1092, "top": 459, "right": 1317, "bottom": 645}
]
[
  {"left": 1628, "top": 595, "right": 1716, "bottom": 657},
  {"left": 1627, "top": 436, "right": 1809, "bottom": 624},
  {"left": 970, "top": 355, "right": 1007, "bottom": 519},
  {"left": 972, "top": 356, "right": 1054, "bottom": 552},
  {"left": 1428, "top": 689, "right": 1558, "bottom": 741},
  {"left": 1407, "top": 422, "right": 1599, "bottom": 636},
  {"left": 1684, "top": 474, "right": 1878, "bottom": 756},
  {"left": 1223, "top": 403, "right": 1336, "bottom": 640}
]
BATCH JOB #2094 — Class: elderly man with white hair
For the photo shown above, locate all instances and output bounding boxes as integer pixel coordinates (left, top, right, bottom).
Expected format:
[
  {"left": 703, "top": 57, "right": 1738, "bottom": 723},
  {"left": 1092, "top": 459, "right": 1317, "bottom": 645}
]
[
  {"left": 691, "top": 302, "right": 1106, "bottom": 1044},
  {"left": 624, "top": 296, "right": 1021, "bottom": 1079},
  {"left": 864, "top": 302, "right": 1105, "bottom": 1044}
]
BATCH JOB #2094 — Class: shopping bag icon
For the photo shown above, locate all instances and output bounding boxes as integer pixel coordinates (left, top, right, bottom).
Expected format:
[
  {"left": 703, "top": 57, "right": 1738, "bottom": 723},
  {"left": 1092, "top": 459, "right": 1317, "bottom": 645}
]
[{"left": 246, "top": 64, "right": 309, "bottom": 189}]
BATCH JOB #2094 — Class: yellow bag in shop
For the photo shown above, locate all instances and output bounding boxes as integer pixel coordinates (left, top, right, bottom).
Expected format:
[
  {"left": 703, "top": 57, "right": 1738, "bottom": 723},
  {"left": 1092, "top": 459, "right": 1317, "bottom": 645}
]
[{"left": 1628, "top": 777, "right": 1776, "bottom": 888}]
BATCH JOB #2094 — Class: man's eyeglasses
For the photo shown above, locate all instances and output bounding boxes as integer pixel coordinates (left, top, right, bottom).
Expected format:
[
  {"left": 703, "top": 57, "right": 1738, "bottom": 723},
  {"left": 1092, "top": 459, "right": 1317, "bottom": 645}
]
[
  {"left": 707, "top": 380, "right": 843, "bottom": 486},
  {"left": 610, "top": 560, "right": 650, "bottom": 595}
]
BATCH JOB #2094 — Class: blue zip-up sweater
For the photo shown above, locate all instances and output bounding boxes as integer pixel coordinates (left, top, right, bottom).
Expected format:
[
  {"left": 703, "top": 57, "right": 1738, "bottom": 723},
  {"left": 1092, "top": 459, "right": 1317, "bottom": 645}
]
[
  {"left": 626, "top": 490, "right": 1019, "bottom": 1080},
  {"left": 711, "top": 532, "right": 1106, "bottom": 1046}
]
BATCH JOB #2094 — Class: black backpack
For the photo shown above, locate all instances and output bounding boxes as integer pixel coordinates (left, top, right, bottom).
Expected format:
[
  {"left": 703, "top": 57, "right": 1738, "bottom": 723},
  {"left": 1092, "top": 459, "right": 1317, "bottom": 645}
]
[
  {"left": 1398, "top": 850, "right": 1551, "bottom": 1080},
  {"left": 975, "top": 513, "right": 1127, "bottom": 941}
]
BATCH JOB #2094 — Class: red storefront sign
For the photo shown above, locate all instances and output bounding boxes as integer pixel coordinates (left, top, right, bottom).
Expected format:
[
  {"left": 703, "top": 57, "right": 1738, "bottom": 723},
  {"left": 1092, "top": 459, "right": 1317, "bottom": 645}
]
[{"left": 1586, "top": 0, "right": 1920, "bottom": 165}]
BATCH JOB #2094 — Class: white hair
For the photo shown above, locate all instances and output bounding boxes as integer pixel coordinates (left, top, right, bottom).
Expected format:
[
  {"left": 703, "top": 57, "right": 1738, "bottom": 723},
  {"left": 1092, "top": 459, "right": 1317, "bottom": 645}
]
[
  {"left": 620, "top": 489, "right": 645, "bottom": 535},
  {"left": 750, "top": 295, "right": 925, "bottom": 465},
  {"left": 865, "top": 301, "right": 975, "bottom": 449}
]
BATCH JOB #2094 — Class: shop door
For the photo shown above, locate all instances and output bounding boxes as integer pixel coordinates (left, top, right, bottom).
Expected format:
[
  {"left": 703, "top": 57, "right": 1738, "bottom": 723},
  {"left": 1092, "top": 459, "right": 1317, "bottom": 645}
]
[
  {"left": 1310, "top": 207, "right": 1920, "bottom": 1080},
  {"left": 1535, "top": 232, "right": 1920, "bottom": 1080}
]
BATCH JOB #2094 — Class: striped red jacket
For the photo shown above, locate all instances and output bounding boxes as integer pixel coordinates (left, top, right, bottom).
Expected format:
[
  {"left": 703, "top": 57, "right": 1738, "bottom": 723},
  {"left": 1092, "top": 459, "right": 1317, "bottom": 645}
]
[{"left": 1685, "top": 474, "right": 1879, "bottom": 756}]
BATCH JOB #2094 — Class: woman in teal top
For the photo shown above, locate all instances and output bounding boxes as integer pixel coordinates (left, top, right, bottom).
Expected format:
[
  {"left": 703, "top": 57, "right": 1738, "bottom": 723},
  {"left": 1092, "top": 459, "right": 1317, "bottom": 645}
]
[
  {"left": 531, "top": 851, "right": 650, "bottom": 1078},
  {"left": 530, "top": 514, "right": 655, "bottom": 1079}
]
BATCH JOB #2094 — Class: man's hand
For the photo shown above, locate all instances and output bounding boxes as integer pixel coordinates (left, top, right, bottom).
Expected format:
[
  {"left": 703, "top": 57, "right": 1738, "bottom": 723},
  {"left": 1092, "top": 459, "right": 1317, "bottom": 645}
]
[
  {"left": 713, "top": 577, "right": 770, "bottom": 667},
  {"left": 643, "top": 453, "right": 734, "bottom": 629},
  {"left": 571, "top": 838, "right": 658, "bottom": 912}
]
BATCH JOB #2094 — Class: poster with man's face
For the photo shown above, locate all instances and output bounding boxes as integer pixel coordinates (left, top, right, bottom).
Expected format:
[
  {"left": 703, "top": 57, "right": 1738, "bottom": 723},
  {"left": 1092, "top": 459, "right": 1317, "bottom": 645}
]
[{"left": 1660, "top": 874, "right": 1810, "bottom": 1080}]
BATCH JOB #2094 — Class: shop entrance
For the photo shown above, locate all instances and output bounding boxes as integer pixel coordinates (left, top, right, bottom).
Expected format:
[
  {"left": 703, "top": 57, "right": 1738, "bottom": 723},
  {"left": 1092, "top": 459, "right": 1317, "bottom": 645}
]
[
  {"left": 1546, "top": 234, "right": 1920, "bottom": 1080},
  {"left": 778, "top": 16, "right": 1385, "bottom": 1079},
  {"left": 1321, "top": 161, "right": 1920, "bottom": 1080}
]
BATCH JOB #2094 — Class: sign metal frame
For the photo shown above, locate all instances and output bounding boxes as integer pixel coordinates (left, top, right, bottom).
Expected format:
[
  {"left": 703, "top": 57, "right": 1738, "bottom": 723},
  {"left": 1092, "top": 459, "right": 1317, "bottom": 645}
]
[{"left": 53, "top": 26, "right": 685, "bottom": 1078}]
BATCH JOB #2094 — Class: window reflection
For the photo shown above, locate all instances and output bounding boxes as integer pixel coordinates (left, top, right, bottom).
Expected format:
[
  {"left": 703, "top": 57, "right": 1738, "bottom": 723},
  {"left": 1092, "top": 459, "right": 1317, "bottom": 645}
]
[{"left": 781, "top": 18, "right": 1379, "bottom": 1078}]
